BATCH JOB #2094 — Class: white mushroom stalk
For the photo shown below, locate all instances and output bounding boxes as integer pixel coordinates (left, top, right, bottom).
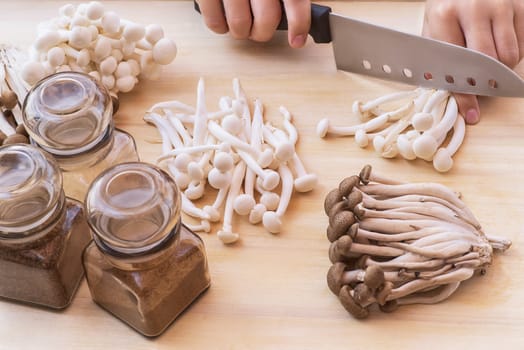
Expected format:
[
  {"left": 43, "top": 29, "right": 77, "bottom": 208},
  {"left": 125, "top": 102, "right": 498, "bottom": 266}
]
[
  {"left": 317, "top": 88, "right": 467, "bottom": 172},
  {"left": 325, "top": 164, "right": 511, "bottom": 319},
  {"left": 144, "top": 77, "right": 317, "bottom": 244},
  {"left": 19, "top": 1, "right": 177, "bottom": 95}
]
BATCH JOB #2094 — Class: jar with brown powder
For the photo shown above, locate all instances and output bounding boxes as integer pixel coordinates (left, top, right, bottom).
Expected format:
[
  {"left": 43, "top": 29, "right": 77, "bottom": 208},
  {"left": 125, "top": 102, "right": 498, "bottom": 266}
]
[
  {"left": 82, "top": 162, "right": 211, "bottom": 337},
  {"left": 0, "top": 144, "right": 92, "bottom": 309},
  {"left": 22, "top": 71, "right": 139, "bottom": 202}
]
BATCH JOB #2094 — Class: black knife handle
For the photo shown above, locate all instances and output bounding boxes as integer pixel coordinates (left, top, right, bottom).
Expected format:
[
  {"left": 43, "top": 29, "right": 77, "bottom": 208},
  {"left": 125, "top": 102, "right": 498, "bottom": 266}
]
[{"left": 193, "top": 1, "right": 332, "bottom": 44}]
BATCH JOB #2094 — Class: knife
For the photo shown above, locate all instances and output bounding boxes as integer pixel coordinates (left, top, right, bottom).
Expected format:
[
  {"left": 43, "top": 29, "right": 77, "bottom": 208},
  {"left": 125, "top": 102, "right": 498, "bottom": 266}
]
[{"left": 194, "top": 2, "right": 524, "bottom": 97}]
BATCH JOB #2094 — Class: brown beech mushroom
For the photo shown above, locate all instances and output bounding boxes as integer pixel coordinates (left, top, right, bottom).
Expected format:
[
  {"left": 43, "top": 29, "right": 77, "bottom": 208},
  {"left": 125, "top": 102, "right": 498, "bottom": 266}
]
[{"left": 324, "top": 164, "right": 511, "bottom": 318}]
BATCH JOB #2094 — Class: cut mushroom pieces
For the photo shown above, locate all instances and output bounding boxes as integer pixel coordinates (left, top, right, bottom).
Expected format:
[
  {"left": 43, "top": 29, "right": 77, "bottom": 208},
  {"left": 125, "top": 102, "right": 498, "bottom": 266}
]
[
  {"left": 317, "top": 88, "right": 467, "bottom": 172},
  {"left": 325, "top": 165, "right": 511, "bottom": 319},
  {"left": 145, "top": 77, "right": 318, "bottom": 244}
]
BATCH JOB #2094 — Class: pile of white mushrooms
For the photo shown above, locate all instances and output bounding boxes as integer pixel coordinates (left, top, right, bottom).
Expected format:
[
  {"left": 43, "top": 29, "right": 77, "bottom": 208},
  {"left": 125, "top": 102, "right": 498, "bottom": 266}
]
[
  {"left": 20, "top": 1, "right": 177, "bottom": 95},
  {"left": 317, "top": 89, "right": 465, "bottom": 172},
  {"left": 145, "top": 78, "right": 318, "bottom": 244},
  {"left": 325, "top": 165, "right": 511, "bottom": 318}
]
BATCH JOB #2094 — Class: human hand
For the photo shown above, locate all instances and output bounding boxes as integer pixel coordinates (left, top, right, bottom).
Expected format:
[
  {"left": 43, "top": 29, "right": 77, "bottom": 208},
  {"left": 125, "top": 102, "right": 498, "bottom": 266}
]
[
  {"left": 196, "top": 0, "right": 311, "bottom": 48},
  {"left": 423, "top": 0, "right": 524, "bottom": 124}
]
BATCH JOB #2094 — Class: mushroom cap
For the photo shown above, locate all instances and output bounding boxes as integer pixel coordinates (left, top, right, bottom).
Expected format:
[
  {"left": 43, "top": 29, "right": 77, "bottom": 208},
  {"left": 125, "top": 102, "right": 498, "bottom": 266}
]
[
  {"left": 338, "top": 285, "right": 369, "bottom": 319},
  {"left": 248, "top": 203, "right": 266, "bottom": 224},
  {"left": 294, "top": 173, "right": 318, "bottom": 193},
  {"left": 358, "top": 165, "right": 373, "bottom": 185},
  {"left": 324, "top": 188, "right": 342, "bottom": 215},
  {"left": 123, "top": 22, "right": 146, "bottom": 42},
  {"left": 221, "top": 113, "right": 243, "bottom": 135},
  {"left": 327, "top": 262, "right": 346, "bottom": 294},
  {"left": 257, "top": 148, "right": 274, "bottom": 168},
  {"left": 397, "top": 134, "right": 417, "bottom": 160},
  {"left": 116, "top": 76, "right": 136, "bottom": 93},
  {"left": 329, "top": 210, "right": 355, "bottom": 238},
  {"left": 432, "top": 148, "right": 453, "bottom": 173},
  {"left": 69, "top": 26, "right": 92, "bottom": 49},
  {"left": 354, "top": 129, "right": 369, "bottom": 148},
  {"left": 34, "top": 31, "right": 63, "bottom": 52},
  {"left": 213, "top": 151, "right": 234, "bottom": 172},
  {"left": 363, "top": 265, "right": 386, "bottom": 290},
  {"left": 21, "top": 61, "right": 46, "bottom": 86},
  {"left": 152, "top": 38, "right": 177, "bottom": 65},
  {"left": 101, "top": 11, "right": 121, "bottom": 34},
  {"left": 262, "top": 211, "right": 282, "bottom": 234},
  {"left": 173, "top": 171, "right": 190, "bottom": 190},
  {"left": 379, "top": 299, "right": 398, "bottom": 313},
  {"left": 217, "top": 230, "right": 239, "bottom": 244},
  {"left": 47, "top": 46, "right": 66, "bottom": 67},
  {"left": 184, "top": 183, "right": 205, "bottom": 200},
  {"left": 260, "top": 191, "right": 280, "bottom": 211},
  {"left": 346, "top": 190, "right": 363, "bottom": 210},
  {"left": 203, "top": 205, "right": 221, "bottom": 222},
  {"left": 274, "top": 141, "right": 295, "bottom": 162},
  {"left": 145, "top": 23, "right": 164, "bottom": 44},
  {"left": 375, "top": 281, "right": 394, "bottom": 305},
  {"left": 328, "top": 200, "right": 348, "bottom": 219},
  {"left": 372, "top": 135, "right": 386, "bottom": 153},
  {"left": 86, "top": 1, "right": 105, "bottom": 20},
  {"left": 335, "top": 235, "right": 354, "bottom": 256},
  {"left": 316, "top": 118, "right": 330, "bottom": 138},
  {"left": 187, "top": 161, "right": 204, "bottom": 181},
  {"left": 412, "top": 112, "right": 433, "bottom": 131},
  {"left": 0, "top": 90, "right": 18, "bottom": 110},
  {"left": 353, "top": 283, "right": 373, "bottom": 305},
  {"left": 261, "top": 169, "right": 280, "bottom": 191},
  {"left": 412, "top": 134, "right": 439, "bottom": 160},
  {"left": 233, "top": 194, "right": 256, "bottom": 216},
  {"left": 338, "top": 175, "right": 359, "bottom": 197},
  {"left": 327, "top": 224, "right": 344, "bottom": 243},
  {"left": 207, "top": 168, "right": 231, "bottom": 189}
]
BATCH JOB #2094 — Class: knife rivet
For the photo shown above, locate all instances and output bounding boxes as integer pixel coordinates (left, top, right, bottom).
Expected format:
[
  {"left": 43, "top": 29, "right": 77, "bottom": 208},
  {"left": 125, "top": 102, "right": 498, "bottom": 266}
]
[
  {"left": 382, "top": 65, "right": 391, "bottom": 74},
  {"left": 362, "top": 60, "right": 371, "bottom": 70},
  {"left": 467, "top": 77, "right": 476, "bottom": 86},
  {"left": 423, "top": 72, "right": 433, "bottom": 80},
  {"left": 402, "top": 69, "right": 412, "bottom": 78},
  {"left": 445, "top": 75, "right": 454, "bottom": 84},
  {"left": 488, "top": 79, "right": 498, "bottom": 89}
]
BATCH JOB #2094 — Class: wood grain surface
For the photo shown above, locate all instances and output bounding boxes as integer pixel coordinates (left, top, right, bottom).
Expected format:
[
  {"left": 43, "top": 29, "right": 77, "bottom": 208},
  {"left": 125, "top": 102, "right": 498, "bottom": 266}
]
[{"left": 1, "top": 1, "right": 523, "bottom": 349}]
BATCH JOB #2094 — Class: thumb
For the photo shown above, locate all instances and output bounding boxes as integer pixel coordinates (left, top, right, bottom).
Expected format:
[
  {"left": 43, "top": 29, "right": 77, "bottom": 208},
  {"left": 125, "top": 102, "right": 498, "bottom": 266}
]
[{"left": 453, "top": 93, "right": 480, "bottom": 124}]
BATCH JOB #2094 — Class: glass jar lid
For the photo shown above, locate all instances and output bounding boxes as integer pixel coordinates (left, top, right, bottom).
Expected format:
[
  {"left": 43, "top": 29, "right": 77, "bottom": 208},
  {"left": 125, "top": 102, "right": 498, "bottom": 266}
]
[
  {"left": 85, "top": 162, "right": 181, "bottom": 255},
  {"left": 22, "top": 71, "right": 112, "bottom": 154},
  {"left": 0, "top": 144, "right": 63, "bottom": 234}
]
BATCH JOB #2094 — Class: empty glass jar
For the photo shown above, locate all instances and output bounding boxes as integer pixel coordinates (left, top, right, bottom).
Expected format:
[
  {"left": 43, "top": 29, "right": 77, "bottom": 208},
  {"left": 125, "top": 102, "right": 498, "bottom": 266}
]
[
  {"left": 82, "top": 162, "right": 211, "bottom": 337},
  {"left": 22, "top": 71, "right": 139, "bottom": 202},
  {"left": 0, "top": 144, "right": 91, "bottom": 309}
]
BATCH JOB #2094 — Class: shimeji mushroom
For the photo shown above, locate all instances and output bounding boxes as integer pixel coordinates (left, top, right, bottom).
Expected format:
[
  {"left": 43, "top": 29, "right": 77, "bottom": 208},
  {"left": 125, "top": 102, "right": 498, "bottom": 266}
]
[
  {"left": 318, "top": 88, "right": 468, "bottom": 172},
  {"left": 22, "top": 2, "right": 178, "bottom": 95},
  {"left": 143, "top": 77, "right": 316, "bottom": 242},
  {"left": 324, "top": 165, "right": 511, "bottom": 318}
]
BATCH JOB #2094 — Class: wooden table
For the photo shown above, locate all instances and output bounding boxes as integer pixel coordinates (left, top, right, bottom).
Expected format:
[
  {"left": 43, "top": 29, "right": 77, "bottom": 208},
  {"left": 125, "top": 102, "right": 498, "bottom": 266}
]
[{"left": 1, "top": 1, "right": 523, "bottom": 349}]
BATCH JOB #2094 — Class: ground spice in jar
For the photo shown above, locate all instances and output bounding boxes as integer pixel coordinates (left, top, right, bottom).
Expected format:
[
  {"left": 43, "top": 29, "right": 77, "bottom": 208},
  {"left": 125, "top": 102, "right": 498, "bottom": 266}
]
[
  {"left": 82, "top": 162, "right": 211, "bottom": 337},
  {"left": 0, "top": 144, "right": 92, "bottom": 309}
]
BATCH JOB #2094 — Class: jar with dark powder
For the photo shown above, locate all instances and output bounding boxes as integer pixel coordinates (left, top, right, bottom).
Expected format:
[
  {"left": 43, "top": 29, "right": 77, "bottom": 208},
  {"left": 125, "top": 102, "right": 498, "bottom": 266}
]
[
  {"left": 22, "top": 71, "right": 139, "bottom": 202},
  {"left": 82, "top": 162, "right": 211, "bottom": 337},
  {"left": 0, "top": 144, "right": 92, "bottom": 309}
]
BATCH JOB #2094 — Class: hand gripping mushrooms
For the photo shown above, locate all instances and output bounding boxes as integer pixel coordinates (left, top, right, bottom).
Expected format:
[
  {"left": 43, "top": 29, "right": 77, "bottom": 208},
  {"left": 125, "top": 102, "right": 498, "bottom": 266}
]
[{"left": 324, "top": 165, "right": 511, "bottom": 318}]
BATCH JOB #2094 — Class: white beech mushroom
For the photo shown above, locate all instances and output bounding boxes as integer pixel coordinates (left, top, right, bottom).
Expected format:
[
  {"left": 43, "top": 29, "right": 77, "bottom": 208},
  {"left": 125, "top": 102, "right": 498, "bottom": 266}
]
[
  {"left": 318, "top": 88, "right": 468, "bottom": 172},
  {"left": 144, "top": 77, "right": 316, "bottom": 242},
  {"left": 324, "top": 164, "right": 511, "bottom": 318},
  {"left": 21, "top": 1, "right": 178, "bottom": 95}
]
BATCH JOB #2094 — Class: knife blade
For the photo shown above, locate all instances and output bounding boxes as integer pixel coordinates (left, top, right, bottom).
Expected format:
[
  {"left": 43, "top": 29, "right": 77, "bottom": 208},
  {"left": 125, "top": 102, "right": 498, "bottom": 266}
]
[{"left": 194, "top": 2, "right": 524, "bottom": 97}]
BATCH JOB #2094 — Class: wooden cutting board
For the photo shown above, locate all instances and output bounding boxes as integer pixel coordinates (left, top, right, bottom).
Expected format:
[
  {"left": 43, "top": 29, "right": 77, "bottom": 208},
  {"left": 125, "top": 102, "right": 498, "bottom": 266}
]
[{"left": 1, "top": 1, "right": 523, "bottom": 349}]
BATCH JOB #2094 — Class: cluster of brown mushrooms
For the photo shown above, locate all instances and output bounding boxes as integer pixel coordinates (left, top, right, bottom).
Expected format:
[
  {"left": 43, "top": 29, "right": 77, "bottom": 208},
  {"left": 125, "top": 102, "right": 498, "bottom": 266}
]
[
  {"left": 0, "top": 46, "right": 30, "bottom": 146},
  {"left": 325, "top": 165, "right": 511, "bottom": 318}
]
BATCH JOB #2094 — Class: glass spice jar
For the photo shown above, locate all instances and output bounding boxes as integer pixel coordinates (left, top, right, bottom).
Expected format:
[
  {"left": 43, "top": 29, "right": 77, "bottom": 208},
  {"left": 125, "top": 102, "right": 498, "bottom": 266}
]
[
  {"left": 22, "top": 71, "right": 139, "bottom": 202},
  {"left": 82, "top": 162, "right": 211, "bottom": 337},
  {"left": 0, "top": 144, "right": 92, "bottom": 309}
]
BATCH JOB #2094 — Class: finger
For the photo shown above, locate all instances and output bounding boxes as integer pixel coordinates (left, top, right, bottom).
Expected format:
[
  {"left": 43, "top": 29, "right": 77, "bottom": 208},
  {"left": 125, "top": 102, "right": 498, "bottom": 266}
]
[
  {"left": 454, "top": 93, "right": 480, "bottom": 124},
  {"left": 197, "top": 0, "right": 228, "bottom": 34},
  {"left": 460, "top": 8, "right": 498, "bottom": 60},
  {"left": 422, "top": 2, "right": 465, "bottom": 46},
  {"left": 250, "top": 0, "right": 282, "bottom": 42},
  {"left": 513, "top": 0, "right": 524, "bottom": 61},
  {"left": 492, "top": 5, "right": 519, "bottom": 67},
  {"left": 282, "top": 0, "right": 311, "bottom": 48},
  {"left": 223, "top": 0, "right": 252, "bottom": 39}
]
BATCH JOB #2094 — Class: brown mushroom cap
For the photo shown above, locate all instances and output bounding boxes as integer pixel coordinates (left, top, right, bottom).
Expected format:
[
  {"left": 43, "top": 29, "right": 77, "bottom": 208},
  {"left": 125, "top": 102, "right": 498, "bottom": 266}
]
[
  {"left": 359, "top": 164, "right": 373, "bottom": 185},
  {"left": 328, "top": 200, "right": 349, "bottom": 218},
  {"left": 327, "top": 262, "right": 347, "bottom": 294},
  {"left": 3, "top": 133, "right": 29, "bottom": 145},
  {"left": 379, "top": 299, "right": 398, "bottom": 313},
  {"left": 338, "top": 175, "right": 360, "bottom": 198},
  {"left": 346, "top": 189, "right": 363, "bottom": 211},
  {"left": 327, "top": 224, "right": 344, "bottom": 243},
  {"left": 0, "top": 90, "right": 18, "bottom": 110},
  {"left": 329, "top": 211, "right": 355, "bottom": 238},
  {"left": 15, "top": 124, "right": 28, "bottom": 137},
  {"left": 375, "top": 281, "right": 394, "bottom": 305},
  {"left": 338, "top": 285, "right": 369, "bottom": 319},
  {"left": 364, "top": 265, "right": 386, "bottom": 290},
  {"left": 353, "top": 283, "right": 373, "bottom": 305},
  {"left": 324, "top": 188, "right": 342, "bottom": 215}
]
